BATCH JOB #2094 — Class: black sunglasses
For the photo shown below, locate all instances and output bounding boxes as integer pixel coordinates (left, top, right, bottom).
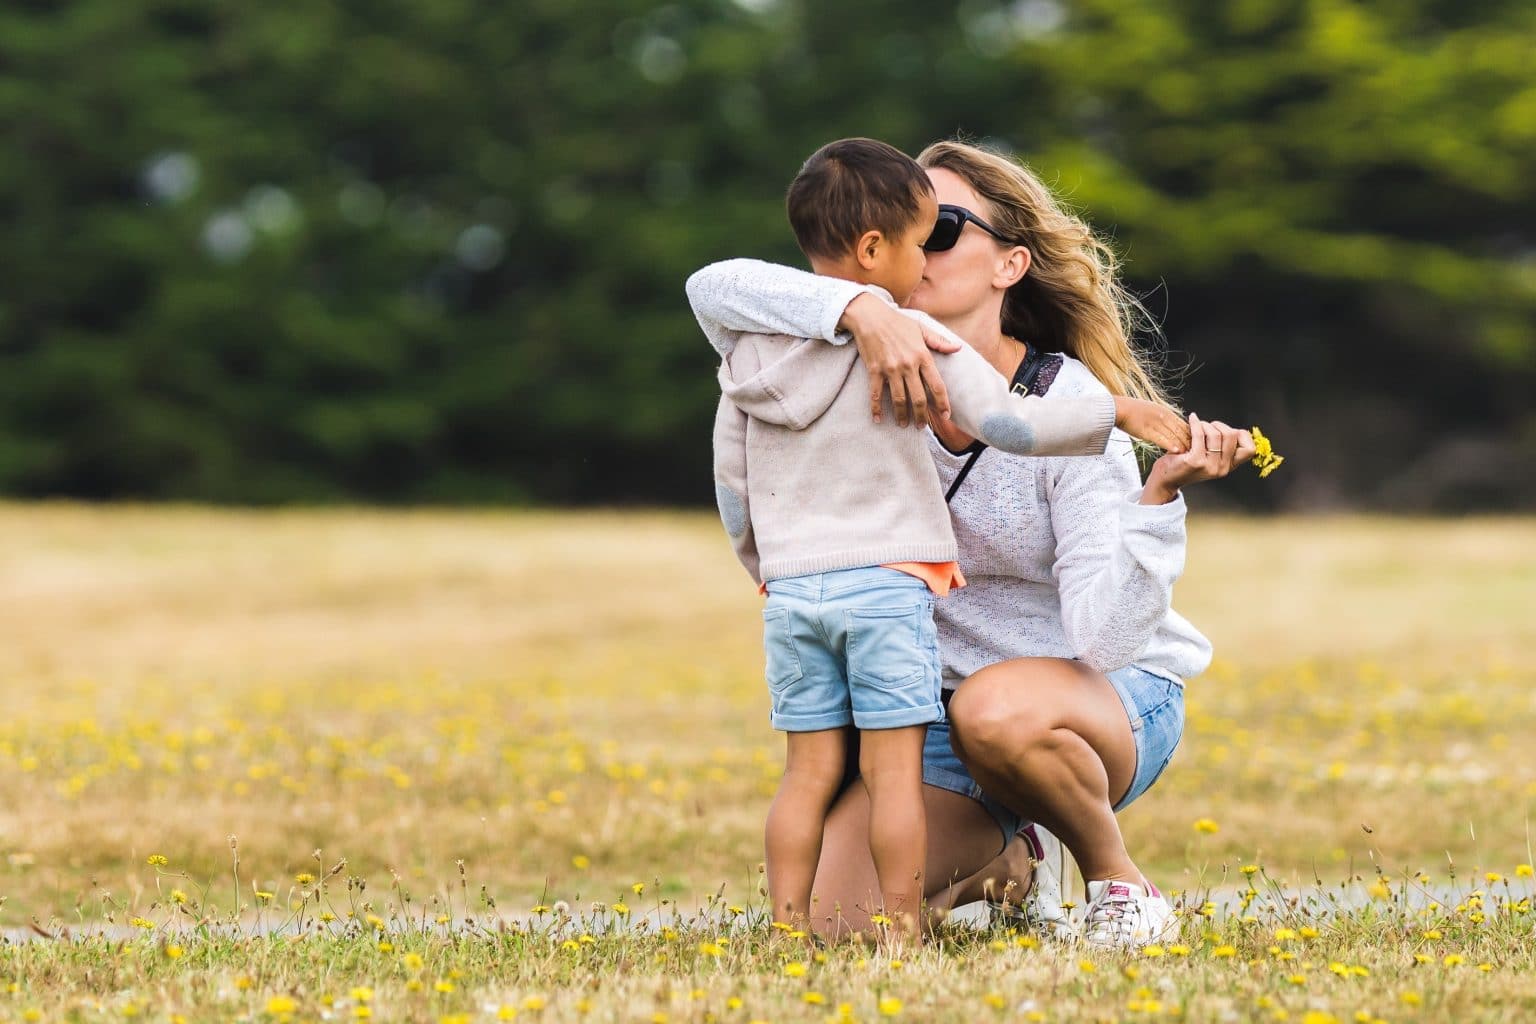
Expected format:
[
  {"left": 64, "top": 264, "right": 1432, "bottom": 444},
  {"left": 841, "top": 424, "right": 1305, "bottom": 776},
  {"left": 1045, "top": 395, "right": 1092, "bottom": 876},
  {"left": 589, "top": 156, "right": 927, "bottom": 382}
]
[{"left": 923, "top": 203, "right": 1016, "bottom": 252}]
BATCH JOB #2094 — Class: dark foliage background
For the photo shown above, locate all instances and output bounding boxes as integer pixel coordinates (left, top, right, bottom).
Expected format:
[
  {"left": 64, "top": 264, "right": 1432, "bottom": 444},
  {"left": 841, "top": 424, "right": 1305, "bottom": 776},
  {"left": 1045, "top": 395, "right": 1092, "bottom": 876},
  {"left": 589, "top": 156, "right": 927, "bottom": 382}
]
[{"left": 2, "top": 0, "right": 1533, "bottom": 509}]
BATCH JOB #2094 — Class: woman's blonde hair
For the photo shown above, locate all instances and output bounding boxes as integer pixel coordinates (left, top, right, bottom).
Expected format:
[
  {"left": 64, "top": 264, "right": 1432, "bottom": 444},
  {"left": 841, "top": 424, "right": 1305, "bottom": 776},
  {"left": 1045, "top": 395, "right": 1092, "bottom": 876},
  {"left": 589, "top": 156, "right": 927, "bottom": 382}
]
[{"left": 917, "top": 140, "right": 1176, "bottom": 409}]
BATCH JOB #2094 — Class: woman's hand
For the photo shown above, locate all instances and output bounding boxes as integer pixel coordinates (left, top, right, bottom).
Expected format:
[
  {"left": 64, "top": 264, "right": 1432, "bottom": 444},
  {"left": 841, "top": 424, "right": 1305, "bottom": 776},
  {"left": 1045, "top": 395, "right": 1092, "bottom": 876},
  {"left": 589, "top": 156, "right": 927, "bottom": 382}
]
[
  {"left": 1139, "top": 413, "right": 1257, "bottom": 505},
  {"left": 839, "top": 293, "right": 960, "bottom": 427}
]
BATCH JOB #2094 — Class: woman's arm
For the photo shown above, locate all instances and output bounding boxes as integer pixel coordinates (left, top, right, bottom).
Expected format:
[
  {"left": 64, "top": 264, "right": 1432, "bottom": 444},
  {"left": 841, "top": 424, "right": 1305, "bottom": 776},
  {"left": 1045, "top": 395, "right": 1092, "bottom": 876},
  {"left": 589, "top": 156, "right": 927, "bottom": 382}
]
[
  {"left": 1046, "top": 441, "right": 1191, "bottom": 674},
  {"left": 1047, "top": 414, "right": 1254, "bottom": 672}
]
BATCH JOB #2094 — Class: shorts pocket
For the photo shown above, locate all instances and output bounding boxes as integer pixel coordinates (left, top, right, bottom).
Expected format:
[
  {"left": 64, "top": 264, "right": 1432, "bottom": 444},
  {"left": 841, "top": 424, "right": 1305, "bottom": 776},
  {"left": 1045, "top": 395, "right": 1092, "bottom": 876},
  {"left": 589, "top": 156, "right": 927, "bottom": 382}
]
[
  {"left": 762, "top": 606, "right": 804, "bottom": 695},
  {"left": 845, "top": 600, "right": 931, "bottom": 687}
]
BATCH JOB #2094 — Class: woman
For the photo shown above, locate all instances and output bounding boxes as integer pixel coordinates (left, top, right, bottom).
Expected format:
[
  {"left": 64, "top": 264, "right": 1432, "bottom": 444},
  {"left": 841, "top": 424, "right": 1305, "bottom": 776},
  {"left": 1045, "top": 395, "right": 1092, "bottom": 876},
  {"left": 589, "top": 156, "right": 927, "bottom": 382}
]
[{"left": 689, "top": 140, "right": 1253, "bottom": 946}]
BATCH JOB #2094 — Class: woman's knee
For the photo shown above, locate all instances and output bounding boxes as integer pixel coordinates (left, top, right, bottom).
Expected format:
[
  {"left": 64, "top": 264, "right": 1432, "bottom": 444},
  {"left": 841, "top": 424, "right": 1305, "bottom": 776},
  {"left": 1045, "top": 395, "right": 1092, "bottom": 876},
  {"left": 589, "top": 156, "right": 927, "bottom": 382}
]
[{"left": 947, "top": 671, "right": 1057, "bottom": 766}]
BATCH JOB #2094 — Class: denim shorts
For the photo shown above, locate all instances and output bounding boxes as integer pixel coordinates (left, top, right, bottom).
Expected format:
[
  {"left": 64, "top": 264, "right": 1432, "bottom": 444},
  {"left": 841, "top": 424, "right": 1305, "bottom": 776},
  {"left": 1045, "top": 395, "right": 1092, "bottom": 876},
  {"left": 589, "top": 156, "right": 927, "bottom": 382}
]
[
  {"left": 922, "top": 664, "right": 1185, "bottom": 844},
  {"left": 761, "top": 566, "right": 945, "bottom": 732}
]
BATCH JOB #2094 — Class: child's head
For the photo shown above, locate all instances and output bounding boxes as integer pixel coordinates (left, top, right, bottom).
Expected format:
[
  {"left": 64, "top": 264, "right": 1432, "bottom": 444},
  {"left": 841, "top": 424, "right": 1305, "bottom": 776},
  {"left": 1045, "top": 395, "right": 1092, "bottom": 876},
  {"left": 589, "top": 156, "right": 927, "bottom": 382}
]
[{"left": 786, "top": 138, "right": 937, "bottom": 304}]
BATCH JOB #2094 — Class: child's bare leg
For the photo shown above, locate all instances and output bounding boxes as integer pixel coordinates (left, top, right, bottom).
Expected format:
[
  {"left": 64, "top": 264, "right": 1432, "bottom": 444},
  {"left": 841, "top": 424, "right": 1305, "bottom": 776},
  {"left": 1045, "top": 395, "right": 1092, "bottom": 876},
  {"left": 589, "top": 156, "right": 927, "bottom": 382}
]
[
  {"left": 765, "top": 728, "right": 848, "bottom": 927},
  {"left": 859, "top": 725, "right": 927, "bottom": 942}
]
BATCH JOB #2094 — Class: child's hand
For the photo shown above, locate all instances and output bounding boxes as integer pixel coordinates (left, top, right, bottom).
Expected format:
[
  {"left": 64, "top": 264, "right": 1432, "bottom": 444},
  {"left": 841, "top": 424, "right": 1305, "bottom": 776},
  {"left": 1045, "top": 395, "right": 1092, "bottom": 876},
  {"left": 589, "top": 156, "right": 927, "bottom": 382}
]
[{"left": 1112, "top": 397, "right": 1192, "bottom": 453}]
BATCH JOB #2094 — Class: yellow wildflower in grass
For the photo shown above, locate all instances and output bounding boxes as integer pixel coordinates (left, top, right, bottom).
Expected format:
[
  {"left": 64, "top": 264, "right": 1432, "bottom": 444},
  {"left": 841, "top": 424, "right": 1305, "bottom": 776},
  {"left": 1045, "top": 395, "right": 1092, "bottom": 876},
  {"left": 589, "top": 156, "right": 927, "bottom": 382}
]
[
  {"left": 294, "top": 872, "right": 315, "bottom": 884},
  {"left": 983, "top": 992, "right": 1007, "bottom": 1010},
  {"left": 632, "top": 882, "right": 645, "bottom": 895},
  {"left": 878, "top": 997, "right": 903, "bottom": 1016},
  {"left": 1193, "top": 818, "right": 1220, "bottom": 834},
  {"left": 164, "top": 944, "right": 183, "bottom": 960},
  {"left": 402, "top": 953, "right": 424, "bottom": 971},
  {"left": 523, "top": 996, "right": 547, "bottom": 1011},
  {"left": 255, "top": 891, "right": 275, "bottom": 904},
  {"left": 234, "top": 976, "right": 253, "bottom": 991},
  {"left": 726, "top": 997, "right": 743, "bottom": 1010},
  {"left": 803, "top": 992, "right": 825, "bottom": 1005},
  {"left": 1078, "top": 959, "right": 1097, "bottom": 973},
  {"left": 1241, "top": 865, "right": 1260, "bottom": 876},
  {"left": 1443, "top": 954, "right": 1465, "bottom": 967},
  {"left": 1168, "top": 944, "right": 1191, "bottom": 956},
  {"left": 571, "top": 855, "right": 590, "bottom": 870},
  {"left": 783, "top": 961, "right": 807, "bottom": 977},
  {"left": 1486, "top": 872, "right": 1503, "bottom": 883},
  {"left": 146, "top": 855, "right": 168, "bottom": 866},
  {"left": 169, "top": 889, "right": 189, "bottom": 904},
  {"left": 353, "top": 1008, "right": 371, "bottom": 1020},
  {"left": 1250, "top": 426, "right": 1285, "bottom": 478},
  {"left": 698, "top": 942, "right": 724, "bottom": 957},
  {"left": 1517, "top": 864, "right": 1534, "bottom": 878},
  {"left": 1400, "top": 992, "right": 1422, "bottom": 1006},
  {"left": 611, "top": 902, "right": 629, "bottom": 916},
  {"left": 129, "top": 917, "right": 154, "bottom": 930},
  {"left": 351, "top": 987, "right": 373, "bottom": 1003},
  {"left": 266, "top": 996, "right": 298, "bottom": 1014},
  {"left": 1212, "top": 945, "right": 1237, "bottom": 958},
  {"left": 1366, "top": 880, "right": 1391, "bottom": 900},
  {"left": 497, "top": 1007, "right": 518, "bottom": 1021},
  {"left": 434, "top": 980, "right": 455, "bottom": 993},
  {"left": 1142, "top": 945, "right": 1165, "bottom": 957}
]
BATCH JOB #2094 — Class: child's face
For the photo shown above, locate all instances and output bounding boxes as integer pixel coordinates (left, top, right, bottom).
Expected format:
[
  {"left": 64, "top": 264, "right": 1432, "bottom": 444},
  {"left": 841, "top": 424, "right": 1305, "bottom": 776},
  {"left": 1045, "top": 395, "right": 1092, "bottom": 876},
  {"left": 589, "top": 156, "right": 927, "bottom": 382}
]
[{"left": 869, "top": 191, "right": 937, "bottom": 305}]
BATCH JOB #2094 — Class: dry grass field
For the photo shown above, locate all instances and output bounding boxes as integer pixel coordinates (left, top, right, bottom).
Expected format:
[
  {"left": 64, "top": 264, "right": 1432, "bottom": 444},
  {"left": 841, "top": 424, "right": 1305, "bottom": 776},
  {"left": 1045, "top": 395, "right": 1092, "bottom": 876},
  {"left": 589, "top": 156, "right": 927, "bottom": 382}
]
[{"left": 1, "top": 505, "right": 1534, "bottom": 1022}]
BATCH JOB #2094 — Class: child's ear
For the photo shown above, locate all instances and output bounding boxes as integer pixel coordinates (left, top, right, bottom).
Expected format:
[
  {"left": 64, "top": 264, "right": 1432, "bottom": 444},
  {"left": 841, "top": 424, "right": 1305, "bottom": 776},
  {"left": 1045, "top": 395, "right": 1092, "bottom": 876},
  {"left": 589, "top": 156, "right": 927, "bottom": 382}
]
[{"left": 855, "top": 230, "right": 883, "bottom": 270}]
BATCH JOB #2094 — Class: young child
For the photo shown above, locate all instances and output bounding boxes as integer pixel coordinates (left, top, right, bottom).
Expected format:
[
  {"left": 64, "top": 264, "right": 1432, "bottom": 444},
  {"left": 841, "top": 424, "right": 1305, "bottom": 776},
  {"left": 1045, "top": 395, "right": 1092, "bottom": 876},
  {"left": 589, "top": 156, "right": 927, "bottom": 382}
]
[{"left": 690, "top": 138, "right": 1188, "bottom": 941}]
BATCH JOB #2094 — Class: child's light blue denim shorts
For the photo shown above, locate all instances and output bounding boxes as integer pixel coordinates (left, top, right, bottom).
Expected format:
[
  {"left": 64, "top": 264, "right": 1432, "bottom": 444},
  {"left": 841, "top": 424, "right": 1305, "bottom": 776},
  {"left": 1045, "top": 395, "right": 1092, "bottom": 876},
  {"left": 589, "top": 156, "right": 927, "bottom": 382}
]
[
  {"left": 761, "top": 566, "right": 946, "bottom": 732},
  {"left": 922, "top": 664, "right": 1185, "bottom": 844}
]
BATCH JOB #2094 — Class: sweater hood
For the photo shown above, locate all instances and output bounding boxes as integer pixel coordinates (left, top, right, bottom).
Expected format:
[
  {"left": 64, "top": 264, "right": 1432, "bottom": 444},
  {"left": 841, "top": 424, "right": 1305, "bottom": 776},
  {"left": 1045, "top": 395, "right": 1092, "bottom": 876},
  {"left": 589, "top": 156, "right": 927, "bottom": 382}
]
[{"left": 717, "top": 333, "right": 859, "bottom": 430}]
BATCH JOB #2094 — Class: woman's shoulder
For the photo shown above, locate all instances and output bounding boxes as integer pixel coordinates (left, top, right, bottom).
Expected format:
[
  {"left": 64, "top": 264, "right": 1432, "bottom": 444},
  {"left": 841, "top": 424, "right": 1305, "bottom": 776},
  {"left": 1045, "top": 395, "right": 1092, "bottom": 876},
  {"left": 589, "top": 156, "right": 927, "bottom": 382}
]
[{"left": 1039, "top": 353, "right": 1110, "bottom": 399}]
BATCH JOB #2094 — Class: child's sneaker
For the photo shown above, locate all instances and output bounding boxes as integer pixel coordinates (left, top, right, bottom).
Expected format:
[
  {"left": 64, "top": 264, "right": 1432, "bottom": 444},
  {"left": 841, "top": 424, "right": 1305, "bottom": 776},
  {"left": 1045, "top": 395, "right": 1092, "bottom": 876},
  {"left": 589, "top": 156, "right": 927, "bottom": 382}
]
[
  {"left": 987, "top": 824, "right": 1075, "bottom": 940},
  {"left": 1081, "top": 878, "right": 1174, "bottom": 947}
]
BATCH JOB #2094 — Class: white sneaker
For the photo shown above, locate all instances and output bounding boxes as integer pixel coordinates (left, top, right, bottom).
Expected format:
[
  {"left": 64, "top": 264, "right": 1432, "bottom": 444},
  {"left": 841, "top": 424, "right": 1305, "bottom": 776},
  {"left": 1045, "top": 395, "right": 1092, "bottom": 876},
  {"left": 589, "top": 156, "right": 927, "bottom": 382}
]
[
  {"left": 987, "top": 824, "right": 1075, "bottom": 940},
  {"left": 1082, "top": 878, "right": 1175, "bottom": 947}
]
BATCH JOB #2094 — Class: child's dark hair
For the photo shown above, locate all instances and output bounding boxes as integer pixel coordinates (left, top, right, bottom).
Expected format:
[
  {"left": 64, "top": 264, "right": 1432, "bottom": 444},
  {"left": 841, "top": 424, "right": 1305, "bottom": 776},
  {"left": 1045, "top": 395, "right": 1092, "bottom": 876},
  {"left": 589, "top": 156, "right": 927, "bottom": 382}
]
[{"left": 786, "top": 138, "right": 934, "bottom": 261}]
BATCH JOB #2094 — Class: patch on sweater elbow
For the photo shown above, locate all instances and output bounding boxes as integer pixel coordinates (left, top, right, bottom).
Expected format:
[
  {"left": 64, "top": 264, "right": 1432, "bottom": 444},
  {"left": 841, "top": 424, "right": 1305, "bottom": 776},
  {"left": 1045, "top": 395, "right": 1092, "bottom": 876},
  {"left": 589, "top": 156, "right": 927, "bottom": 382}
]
[
  {"left": 715, "top": 484, "right": 749, "bottom": 538},
  {"left": 979, "top": 414, "right": 1036, "bottom": 454}
]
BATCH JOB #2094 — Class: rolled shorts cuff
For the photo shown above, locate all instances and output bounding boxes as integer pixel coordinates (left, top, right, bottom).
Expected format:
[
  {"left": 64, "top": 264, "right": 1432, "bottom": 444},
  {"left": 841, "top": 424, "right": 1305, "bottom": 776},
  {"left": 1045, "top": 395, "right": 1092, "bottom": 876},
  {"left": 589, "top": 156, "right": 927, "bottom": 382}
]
[
  {"left": 770, "top": 707, "right": 854, "bottom": 732},
  {"left": 854, "top": 702, "right": 944, "bottom": 730}
]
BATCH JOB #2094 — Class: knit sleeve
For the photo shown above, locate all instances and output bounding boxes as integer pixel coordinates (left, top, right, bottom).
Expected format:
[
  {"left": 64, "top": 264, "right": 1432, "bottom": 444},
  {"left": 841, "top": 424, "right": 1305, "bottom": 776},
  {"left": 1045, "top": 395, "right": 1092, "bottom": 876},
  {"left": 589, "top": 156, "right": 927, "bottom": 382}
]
[
  {"left": 685, "top": 259, "right": 875, "bottom": 356},
  {"left": 911, "top": 314, "right": 1115, "bottom": 457},
  {"left": 1044, "top": 440, "right": 1190, "bottom": 673},
  {"left": 711, "top": 393, "right": 760, "bottom": 583}
]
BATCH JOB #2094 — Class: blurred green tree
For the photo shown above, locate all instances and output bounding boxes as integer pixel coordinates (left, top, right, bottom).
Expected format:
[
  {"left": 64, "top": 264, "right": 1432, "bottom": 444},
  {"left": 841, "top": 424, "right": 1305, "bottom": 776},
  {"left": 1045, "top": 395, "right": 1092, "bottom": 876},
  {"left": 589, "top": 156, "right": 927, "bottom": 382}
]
[{"left": 0, "top": 0, "right": 1531, "bottom": 507}]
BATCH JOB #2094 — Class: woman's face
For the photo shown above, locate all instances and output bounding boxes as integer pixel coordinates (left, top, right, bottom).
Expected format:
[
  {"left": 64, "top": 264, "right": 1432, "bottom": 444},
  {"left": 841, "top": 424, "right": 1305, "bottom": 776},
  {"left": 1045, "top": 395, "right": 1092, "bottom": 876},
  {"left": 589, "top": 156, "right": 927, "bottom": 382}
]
[{"left": 906, "top": 167, "right": 1018, "bottom": 323}]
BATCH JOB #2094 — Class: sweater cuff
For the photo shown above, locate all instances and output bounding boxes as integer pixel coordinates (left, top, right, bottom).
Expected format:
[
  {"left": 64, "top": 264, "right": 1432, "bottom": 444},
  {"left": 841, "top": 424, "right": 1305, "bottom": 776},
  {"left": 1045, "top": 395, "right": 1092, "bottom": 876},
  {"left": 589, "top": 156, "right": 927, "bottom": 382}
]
[
  {"left": 1083, "top": 395, "right": 1117, "bottom": 454},
  {"left": 1121, "top": 487, "right": 1187, "bottom": 531}
]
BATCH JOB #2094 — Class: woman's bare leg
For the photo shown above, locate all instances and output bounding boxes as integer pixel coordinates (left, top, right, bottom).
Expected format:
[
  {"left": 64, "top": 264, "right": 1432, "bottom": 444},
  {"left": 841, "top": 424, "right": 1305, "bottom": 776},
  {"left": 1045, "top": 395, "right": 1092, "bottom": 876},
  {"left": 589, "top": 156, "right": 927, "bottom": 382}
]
[
  {"left": 808, "top": 780, "right": 1002, "bottom": 941},
  {"left": 765, "top": 729, "right": 848, "bottom": 926},
  {"left": 947, "top": 657, "right": 1141, "bottom": 883}
]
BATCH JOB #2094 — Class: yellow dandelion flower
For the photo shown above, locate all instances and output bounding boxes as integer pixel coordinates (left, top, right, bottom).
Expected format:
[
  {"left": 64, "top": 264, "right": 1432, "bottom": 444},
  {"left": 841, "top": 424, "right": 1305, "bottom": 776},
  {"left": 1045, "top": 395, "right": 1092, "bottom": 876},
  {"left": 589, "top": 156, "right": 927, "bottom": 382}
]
[
  {"left": 146, "top": 855, "right": 168, "bottom": 866},
  {"left": 698, "top": 942, "right": 724, "bottom": 957},
  {"left": 1400, "top": 992, "right": 1422, "bottom": 1006},
  {"left": 783, "top": 962, "right": 807, "bottom": 977},
  {"left": 1168, "top": 944, "right": 1191, "bottom": 956},
  {"left": 255, "top": 891, "right": 275, "bottom": 904},
  {"left": 497, "top": 1007, "right": 517, "bottom": 1021},
  {"left": 571, "top": 855, "right": 590, "bottom": 870},
  {"left": 1486, "top": 872, "right": 1503, "bottom": 883},
  {"left": 234, "top": 976, "right": 252, "bottom": 990},
  {"left": 129, "top": 917, "right": 154, "bottom": 930},
  {"left": 803, "top": 992, "right": 826, "bottom": 1005},
  {"left": 351, "top": 987, "right": 373, "bottom": 1003},
  {"left": 726, "top": 997, "right": 743, "bottom": 1010},
  {"left": 266, "top": 996, "right": 298, "bottom": 1014},
  {"left": 170, "top": 889, "right": 189, "bottom": 904},
  {"left": 1193, "top": 818, "right": 1220, "bottom": 834},
  {"left": 403, "top": 953, "right": 424, "bottom": 971},
  {"left": 1299, "top": 926, "right": 1319, "bottom": 940},
  {"left": 1249, "top": 426, "right": 1285, "bottom": 478},
  {"left": 523, "top": 996, "right": 546, "bottom": 1011},
  {"left": 1142, "top": 945, "right": 1165, "bottom": 957},
  {"left": 611, "top": 902, "right": 629, "bottom": 916},
  {"left": 377, "top": 941, "right": 393, "bottom": 952},
  {"left": 1078, "top": 959, "right": 1097, "bottom": 973},
  {"left": 1212, "top": 945, "right": 1237, "bottom": 958},
  {"left": 295, "top": 872, "right": 315, "bottom": 885},
  {"left": 983, "top": 992, "right": 1007, "bottom": 1010},
  {"left": 1516, "top": 864, "right": 1534, "bottom": 878},
  {"left": 165, "top": 944, "right": 184, "bottom": 959},
  {"left": 1366, "top": 880, "right": 1391, "bottom": 900},
  {"left": 878, "top": 997, "right": 903, "bottom": 1016},
  {"left": 1240, "top": 864, "right": 1259, "bottom": 876},
  {"left": 353, "top": 1008, "right": 371, "bottom": 1020},
  {"left": 1443, "top": 954, "right": 1465, "bottom": 967},
  {"left": 632, "top": 882, "right": 645, "bottom": 895},
  {"left": 1274, "top": 928, "right": 1298, "bottom": 941},
  {"left": 434, "top": 980, "right": 455, "bottom": 993}
]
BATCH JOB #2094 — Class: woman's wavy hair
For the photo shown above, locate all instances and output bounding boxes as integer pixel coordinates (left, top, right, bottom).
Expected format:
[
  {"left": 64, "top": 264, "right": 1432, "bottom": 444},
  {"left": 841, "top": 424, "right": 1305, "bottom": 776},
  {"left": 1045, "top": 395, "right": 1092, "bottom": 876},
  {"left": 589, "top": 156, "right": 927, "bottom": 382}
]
[{"left": 917, "top": 140, "right": 1177, "bottom": 409}]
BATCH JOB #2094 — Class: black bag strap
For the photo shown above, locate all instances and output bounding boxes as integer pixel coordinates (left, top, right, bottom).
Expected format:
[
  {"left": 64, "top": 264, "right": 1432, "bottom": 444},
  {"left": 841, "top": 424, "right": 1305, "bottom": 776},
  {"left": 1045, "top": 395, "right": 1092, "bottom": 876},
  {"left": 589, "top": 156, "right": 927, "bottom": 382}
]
[{"left": 944, "top": 345, "right": 1051, "bottom": 504}]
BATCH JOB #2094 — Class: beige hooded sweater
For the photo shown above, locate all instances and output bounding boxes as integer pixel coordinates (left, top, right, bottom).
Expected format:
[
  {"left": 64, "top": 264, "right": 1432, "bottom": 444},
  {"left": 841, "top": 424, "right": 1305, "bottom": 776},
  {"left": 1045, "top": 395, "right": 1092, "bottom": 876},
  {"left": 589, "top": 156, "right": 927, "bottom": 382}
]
[{"left": 706, "top": 288, "right": 1116, "bottom": 583}]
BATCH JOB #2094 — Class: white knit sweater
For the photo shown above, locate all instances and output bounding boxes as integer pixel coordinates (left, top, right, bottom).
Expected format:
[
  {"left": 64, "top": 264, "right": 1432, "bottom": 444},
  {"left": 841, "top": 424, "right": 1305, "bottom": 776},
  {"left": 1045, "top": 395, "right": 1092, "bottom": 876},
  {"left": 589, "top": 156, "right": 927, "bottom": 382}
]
[{"left": 686, "top": 258, "right": 1212, "bottom": 685}]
